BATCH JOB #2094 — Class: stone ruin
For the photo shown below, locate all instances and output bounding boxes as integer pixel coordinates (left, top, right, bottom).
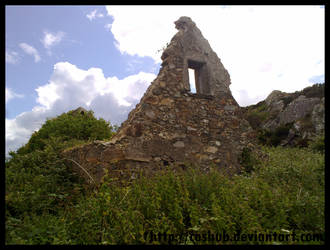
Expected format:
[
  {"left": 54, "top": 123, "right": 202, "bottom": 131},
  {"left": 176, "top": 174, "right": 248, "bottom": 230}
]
[{"left": 63, "top": 16, "right": 256, "bottom": 183}]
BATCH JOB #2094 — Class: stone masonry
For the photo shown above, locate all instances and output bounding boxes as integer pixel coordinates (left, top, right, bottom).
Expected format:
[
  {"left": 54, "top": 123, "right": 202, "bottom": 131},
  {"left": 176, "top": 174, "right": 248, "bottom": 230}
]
[{"left": 63, "top": 17, "right": 256, "bottom": 183}]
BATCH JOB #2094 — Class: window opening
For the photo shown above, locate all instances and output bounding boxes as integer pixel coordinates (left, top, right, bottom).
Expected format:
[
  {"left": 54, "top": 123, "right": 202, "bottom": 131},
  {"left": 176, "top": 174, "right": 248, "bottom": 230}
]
[
  {"left": 188, "top": 68, "right": 197, "bottom": 93},
  {"left": 187, "top": 59, "right": 209, "bottom": 95}
]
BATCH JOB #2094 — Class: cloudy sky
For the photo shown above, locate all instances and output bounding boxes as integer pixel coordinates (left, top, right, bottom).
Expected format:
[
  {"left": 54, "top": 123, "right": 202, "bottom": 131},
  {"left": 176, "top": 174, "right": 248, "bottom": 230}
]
[{"left": 5, "top": 5, "right": 324, "bottom": 155}]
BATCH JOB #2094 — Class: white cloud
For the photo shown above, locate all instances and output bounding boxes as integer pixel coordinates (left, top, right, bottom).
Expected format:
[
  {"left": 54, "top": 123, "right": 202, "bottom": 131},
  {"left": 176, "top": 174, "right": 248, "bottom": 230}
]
[
  {"left": 6, "top": 118, "right": 36, "bottom": 154},
  {"left": 86, "top": 9, "right": 104, "bottom": 21},
  {"left": 105, "top": 5, "right": 324, "bottom": 106},
  {"left": 104, "top": 23, "right": 112, "bottom": 31},
  {"left": 6, "top": 50, "right": 20, "bottom": 64},
  {"left": 6, "top": 87, "right": 24, "bottom": 103},
  {"left": 105, "top": 6, "right": 178, "bottom": 62},
  {"left": 19, "top": 43, "right": 41, "bottom": 62},
  {"left": 6, "top": 62, "right": 156, "bottom": 155},
  {"left": 41, "top": 31, "right": 65, "bottom": 49}
]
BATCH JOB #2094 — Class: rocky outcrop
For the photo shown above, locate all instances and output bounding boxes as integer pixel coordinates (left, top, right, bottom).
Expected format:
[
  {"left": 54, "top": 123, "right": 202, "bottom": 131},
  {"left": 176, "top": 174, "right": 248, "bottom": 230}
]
[
  {"left": 243, "top": 83, "right": 324, "bottom": 147},
  {"left": 62, "top": 16, "right": 256, "bottom": 184},
  {"left": 311, "top": 99, "right": 325, "bottom": 134},
  {"left": 264, "top": 94, "right": 321, "bottom": 130}
]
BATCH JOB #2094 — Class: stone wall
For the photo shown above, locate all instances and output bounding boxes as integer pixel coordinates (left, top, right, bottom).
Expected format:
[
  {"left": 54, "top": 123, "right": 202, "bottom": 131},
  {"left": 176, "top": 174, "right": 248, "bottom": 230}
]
[{"left": 63, "top": 16, "right": 256, "bottom": 184}]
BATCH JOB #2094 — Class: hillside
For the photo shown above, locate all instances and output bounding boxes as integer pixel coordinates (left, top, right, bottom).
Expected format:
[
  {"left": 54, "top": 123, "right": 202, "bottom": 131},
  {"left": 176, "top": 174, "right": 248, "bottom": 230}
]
[{"left": 242, "top": 83, "right": 324, "bottom": 147}]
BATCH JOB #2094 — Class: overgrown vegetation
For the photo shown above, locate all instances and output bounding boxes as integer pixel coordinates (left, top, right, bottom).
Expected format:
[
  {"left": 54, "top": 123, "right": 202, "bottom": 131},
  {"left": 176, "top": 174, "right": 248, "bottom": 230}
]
[
  {"left": 243, "top": 101, "right": 271, "bottom": 130},
  {"left": 280, "top": 83, "right": 324, "bottom": 109},
  {"left": 239, "top": 147, "right": 261, "bottom": 174},
  {"left": 308, "top": 134, "right": 325, "bottom": 154},
  {"left": 294, "top": 83, "right": 324, "bottom": 100},
  {"left": 5, "top": 109, "right": 116, "bottom": 244},
  {"left": 257, "top": 123, "right": 293, "bottom": 147},
  {"left": 16, "top": 109, "right": 114, "bottom": 155},
  {"left": 5, "top": 109, "right": 324, "bottom": 245}
]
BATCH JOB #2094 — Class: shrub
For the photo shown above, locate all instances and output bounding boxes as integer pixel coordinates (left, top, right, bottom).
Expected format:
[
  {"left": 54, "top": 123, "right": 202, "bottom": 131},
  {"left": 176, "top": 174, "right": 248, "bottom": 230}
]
[
  {"left": 17, "top": 109, "right": 114, "bottom": 154},
  {"left": 5, "top": 108, "right": 116, "bottom": 244},
  {"left": 301, "top": 83, "right": 324, "bottom": 99},
  {"left": 239, "top": 147, "right": 260, "bottom": 174},
  {"left": 257, "top": 123, "right": 292, "bottom": 147},
  {"left": 244, "top": 102, "right": 270, "bottom": 130}
]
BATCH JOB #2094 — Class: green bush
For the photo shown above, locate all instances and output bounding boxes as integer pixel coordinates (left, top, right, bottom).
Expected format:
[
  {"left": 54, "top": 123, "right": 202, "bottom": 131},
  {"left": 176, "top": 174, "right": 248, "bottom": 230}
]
[
  {"left": 239, "top": 147, "right": 260, "bottom": 174},
  {"left": 258, "top": 123, "right": 293, "bottom": 147},
  {"left": 244, "top": 101, "right": 270, "bottom": 130},
  {"left": 5, "top": 108, "right": 116, "bottom": 244},
  {"left": 301, "top": 83, "right": 324, "bottom": 99},
  {"left": 17, "top": 110, "right": 114, "bottom": 154}
]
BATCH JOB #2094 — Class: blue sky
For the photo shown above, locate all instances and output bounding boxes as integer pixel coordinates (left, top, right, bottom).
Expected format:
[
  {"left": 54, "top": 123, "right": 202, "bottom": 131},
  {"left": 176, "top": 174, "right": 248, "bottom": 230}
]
[
  {"left": 5, "top": 5, "right": 324, "bottom": 155},
  {"left": 6, "top": 6, "right": 157, "bottom": 119}
]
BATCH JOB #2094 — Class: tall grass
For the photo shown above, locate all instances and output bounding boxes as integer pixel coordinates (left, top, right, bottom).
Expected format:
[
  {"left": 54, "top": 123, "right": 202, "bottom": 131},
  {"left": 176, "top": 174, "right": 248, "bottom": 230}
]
[{"left": 6, "top": 146, "right": 324, "bottom": 245}]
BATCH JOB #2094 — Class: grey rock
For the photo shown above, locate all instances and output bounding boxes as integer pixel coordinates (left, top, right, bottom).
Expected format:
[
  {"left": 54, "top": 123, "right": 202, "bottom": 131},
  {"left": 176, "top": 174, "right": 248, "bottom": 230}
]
[
  {"left": 311, "top": 98, "right": 324, "bottom": 134},
  {"left": 265, "top": 90, "right": 286, "bottom": 106},
  {"left": 279, "top": 95, "right": 320, "bottom": 125}
]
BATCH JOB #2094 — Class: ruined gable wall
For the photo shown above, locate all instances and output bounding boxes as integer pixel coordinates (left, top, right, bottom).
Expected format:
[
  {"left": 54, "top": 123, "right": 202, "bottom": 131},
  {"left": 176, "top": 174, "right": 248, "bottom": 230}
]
[{"left": 63, "top": 17, "right": 256, "bottom": 184}]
